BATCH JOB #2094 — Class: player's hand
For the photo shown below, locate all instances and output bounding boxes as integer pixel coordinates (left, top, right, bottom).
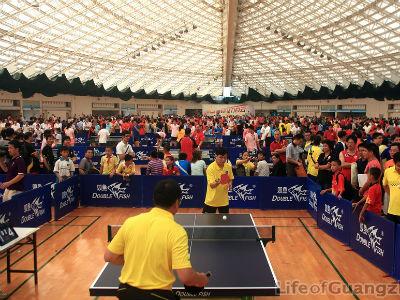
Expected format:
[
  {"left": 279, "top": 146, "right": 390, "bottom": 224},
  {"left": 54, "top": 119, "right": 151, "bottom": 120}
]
[
  {"left": 109, "top": 172, "right": 115, "bottom": 178},
  {"left": 196, "top": 272, "right": 209, "bottom": 287},
  {"left": 0, "top": 182, "right": 10, "bottom": 190},
  {"left": 320, "top": 189, "right": 326, "bottom": 195},
  {"left": 214, "top": 178, "right": 220, "bottom": 184}
]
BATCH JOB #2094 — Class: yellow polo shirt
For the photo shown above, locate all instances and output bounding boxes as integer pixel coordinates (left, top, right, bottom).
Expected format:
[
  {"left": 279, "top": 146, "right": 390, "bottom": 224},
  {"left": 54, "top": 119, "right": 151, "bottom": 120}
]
[
  {"left": 100, "top": 155, "right": 119, "bottom": 175},
  {"left": 108, "top": 208, "right": 191, "bottom": 290},
  {"left": 383, "top": 166, "right": 400, "bottom": 216},
  {"left": 205, "top": 161, "right": 234, "bottom": 207},
  {"left": 307, "top": 145, "right": 321, "bottom": 177},
  {"left": 116, "top": 161, "right": 136, "bottom": 176}
]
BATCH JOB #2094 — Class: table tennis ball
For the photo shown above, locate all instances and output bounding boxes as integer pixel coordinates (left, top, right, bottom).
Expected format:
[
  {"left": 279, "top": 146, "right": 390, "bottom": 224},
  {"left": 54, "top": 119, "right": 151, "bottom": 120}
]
[{"left": 222, "top": 215, "right": 227, "bottom": 220}]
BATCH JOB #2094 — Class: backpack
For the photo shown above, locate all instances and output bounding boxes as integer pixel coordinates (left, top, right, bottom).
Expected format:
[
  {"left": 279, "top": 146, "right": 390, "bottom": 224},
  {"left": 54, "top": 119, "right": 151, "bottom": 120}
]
[{"left": 335, "top": 172, "right": 356, "bottom": 201}]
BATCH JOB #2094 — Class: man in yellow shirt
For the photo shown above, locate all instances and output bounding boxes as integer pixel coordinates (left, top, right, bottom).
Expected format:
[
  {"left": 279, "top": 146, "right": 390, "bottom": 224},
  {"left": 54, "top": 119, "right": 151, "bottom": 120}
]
[
  {"left": 204, "top": 148, "right": 234, "bottom": 213},
  {"left": 307, "top": 135, "right": 322, "bottom": 181},
  {"left": 116, "top": 154, "right": 136, "bottom": 180},
  {"left": 104, "top": 179, "right": 208, "bottom": 299},
  {"left": 100, "top": 146, "right": 119, "bottom": 176},
  {"left": 383, "top": 152, "right": 400, "bottom": 224}
]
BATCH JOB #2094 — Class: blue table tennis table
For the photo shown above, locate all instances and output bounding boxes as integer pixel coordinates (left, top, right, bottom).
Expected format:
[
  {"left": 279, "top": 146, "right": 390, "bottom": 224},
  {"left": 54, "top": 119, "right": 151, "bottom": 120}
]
[{"left": 89, "top": 213, "right": 279, "bottom": 298}]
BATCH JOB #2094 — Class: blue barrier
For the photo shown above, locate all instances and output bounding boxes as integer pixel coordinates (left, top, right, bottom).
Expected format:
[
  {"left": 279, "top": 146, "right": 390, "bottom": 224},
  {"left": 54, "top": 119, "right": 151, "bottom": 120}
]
[
  {"left": 260, "top": 177, "right": 308, "bottom": 210},
  {"left": 306, "top": 178, "right": 320, "bottom": 220},
  {"left": 80, "top": 175, "right": 142, "bottom": 207},
  {"left": 350, "top": 210, "right": 395, "bottom": 275},
  {"left": 0, "top": 184, "right": 52, "bottom": 227},
  {"left": 24, "top": 174, "right": 56, "bottom": 190},
  {"left": 142, "top": 176, "right": 206, "bottom": 208},
  {"left": 229, "top": 177, "right": 264, "bottom": 208},
  {"left": 317, "top": 194, "right": 352, "bottom": 244},
  {"left": 53, "top": 176, "right": 80, "bottom": 220},
  {"left": 396, "top": 225, "right": 400, "bottom": 281}
]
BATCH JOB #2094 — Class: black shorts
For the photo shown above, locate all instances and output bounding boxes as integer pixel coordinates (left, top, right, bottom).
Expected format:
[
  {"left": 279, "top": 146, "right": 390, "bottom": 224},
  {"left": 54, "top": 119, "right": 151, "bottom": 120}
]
[
  {"left": 202, "top": 204, "right": 229, "bottom": 214},
  {"left": 386, "top": 214, "right": 400, "bottom": 224},
  {"left": 117, "top": 283, "right": 179, "bottom": 300}
]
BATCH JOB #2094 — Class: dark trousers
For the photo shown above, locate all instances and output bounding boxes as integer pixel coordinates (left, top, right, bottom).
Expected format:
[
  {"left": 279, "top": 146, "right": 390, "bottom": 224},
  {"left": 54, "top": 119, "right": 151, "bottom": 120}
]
[
  {"left": 202, "top": 204, "right": 229, "bottom": 214},
  {"left": 117, "top": 283, "right": 179, "bottom": 300},
  {"left": 386, "top": 214, "right": 400, "bottom": 224}
]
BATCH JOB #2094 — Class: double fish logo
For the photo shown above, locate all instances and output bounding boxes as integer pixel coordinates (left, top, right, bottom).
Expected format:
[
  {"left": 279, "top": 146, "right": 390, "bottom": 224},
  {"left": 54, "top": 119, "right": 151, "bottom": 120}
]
[
  {"left": 0, "top": 213, "right": 10, "bottom": 224},
  {"left": 309, "top": 190, "right": 318, "bottom": 211},
  {"left": 31, "top": 197, "right": 44, "bottom": 217},
  {"left": 179, "top": 183, "right": 194, "bottom": 200},
  {"left": 75, "top": 137, "right": 86, "bottom": 144},
  {"left": 330, "top": 206, "right": 343, "bottom": 228},
  {"left": 288, "top": 185, "right": 307, "bottom": 202},
  {"left": 231, "top": 184, "right": 256, "bottom": 201},
  {"left": 50, "top": 183, "right": 56, "bottom": 199},
  {"left": 359, "top": 224, "right": 384, "bottom": 255},
  {"left": 135, "top": 151, "right": 147, "bottom": 160},
  {"left": 107, "top": 183, "right": 127, "bottom": 200}
]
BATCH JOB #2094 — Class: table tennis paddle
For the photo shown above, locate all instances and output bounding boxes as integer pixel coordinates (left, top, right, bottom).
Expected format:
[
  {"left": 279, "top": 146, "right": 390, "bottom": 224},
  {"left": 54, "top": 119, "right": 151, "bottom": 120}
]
[
  {"left": 220, "top": 172, "right": 230, "bottom": 184},
  {"left": 183, "top": 272, "right": 212, "bottom": 295}
]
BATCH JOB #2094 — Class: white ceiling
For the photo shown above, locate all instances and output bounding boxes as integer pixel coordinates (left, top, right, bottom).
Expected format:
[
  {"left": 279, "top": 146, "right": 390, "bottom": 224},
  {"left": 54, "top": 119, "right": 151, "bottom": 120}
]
[{"left": 0, "top": 0, "right": 399, "bottom": 97}]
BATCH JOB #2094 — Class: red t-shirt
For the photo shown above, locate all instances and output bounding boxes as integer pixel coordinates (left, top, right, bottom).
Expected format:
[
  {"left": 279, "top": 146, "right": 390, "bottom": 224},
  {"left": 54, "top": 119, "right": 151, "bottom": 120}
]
[
  {"left": 332, "top": 171, "right": 345, "bottom": 197},
  {"left": 364, "top": 159, "right": 381, "bottom": 174},
  {"left": 323, "top": 130, "right": 337, "bottom": 141},
  {"left": 366, "top": 183, "right": 382, "bottom": 215},
  {"left": 163, "top": 166, "right": 180, "bottom": 176},
  {"left": 270, "top": 140, "right": 286, "bottom": 163},
  {"left": 192, "top": 132, "right": 205, "bottom": 146},
  {"left": 340, "top": 150, "right": 358, "bottom": 181},
  {"left": 180, "top": 136, "right": 194, "bottom": 161}
]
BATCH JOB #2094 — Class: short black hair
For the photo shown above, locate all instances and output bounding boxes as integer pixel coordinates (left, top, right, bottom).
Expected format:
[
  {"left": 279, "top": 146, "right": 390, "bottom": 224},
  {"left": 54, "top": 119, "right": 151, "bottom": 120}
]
[
  {"left": 346, "top": 135, "right": 357, "bottom": 143},
  {"left": 157, "top": 151, "right": 164, "bottom": 159},
  {"left": 390, "top": 142, "right": 400, "bottom": 150},
  {"left": 215, "top": 147, "right": 227, "bottom": 156},
  {"left": 331, "top": 159, "right": 341, "bottom": 166},
  {"left": 86, "top": 147, "right": 94, "bottom": 153},
  {"left": 150, "top": 150, "right": 158, "bottom": 158},
  {"left": 153, "top": 179, "right": 182, "bottom": 209},
  {"left": 372, "top": 132, "right": 382, "bottom": 140},
  {"left": 125, "top": 154, "right": 133, "bottom": 161},
  {"left": 338, "top": 131, "right": 347, "bottom": 138},
  {"left": 178, "top": 152, "right": 187, "bottom": 160},
  {"left": 313, "top": 134, "right": 322, "bottom": 146},
  {"left": 122, "top": 130, "right": 130, "bottom": 136},
  {"left": 8, "top": 139, "right": 21, "bottom": 151},
  {"left": 23, "top": 132, "right": 33, "bottom": 140},
  {"left": 368, "top": 167, "right": 381, "bottom": 181},
  {"left": 394, "top": 152, "right": 400, "bottom": 164},
  {"left": 293, "top": 134, "right": 303, "bottom": 141},
  {"left": 60, "top": 146, "right": 69, "bottom": 153}
]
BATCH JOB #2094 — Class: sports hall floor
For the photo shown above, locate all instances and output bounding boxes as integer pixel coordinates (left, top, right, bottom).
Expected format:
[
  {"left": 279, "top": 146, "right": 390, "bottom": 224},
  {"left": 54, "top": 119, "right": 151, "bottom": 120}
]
[{"left": 1, "top": 207, "right": 398, "bottom": 300}]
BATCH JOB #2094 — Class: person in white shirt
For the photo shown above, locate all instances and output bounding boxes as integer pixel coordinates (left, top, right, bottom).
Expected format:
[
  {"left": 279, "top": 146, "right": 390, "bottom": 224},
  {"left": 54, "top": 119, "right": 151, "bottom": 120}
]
[
  {"left": 116, "top": 131, "right": 134, "bottom": 161},
  {"left": 97, "top": 124, "right": 110, "bottom": 146},
  {"left": 54, "top": 146, "right": 75, "bottom": 182},
  {"left": 260, "top": 123, "right": 271, "bottom": 148},
  {"left": 11, "top": 121, "right": 20, "bottom": 132},
  {"left": 170, "top": 120, "right": 180, "bottom": 147},
  {"left": 255, "top": 152, "right": 270, "bottom": 176}
]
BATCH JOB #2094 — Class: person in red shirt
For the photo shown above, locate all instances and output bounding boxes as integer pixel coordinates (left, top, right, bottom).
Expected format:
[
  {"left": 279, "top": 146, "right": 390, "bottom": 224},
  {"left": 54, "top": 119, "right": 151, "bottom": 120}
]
[
  {"left": 192, "top": 126, "right": 205, "bottom": 150},
  {"left": 162, "top": 156, "right": 180, "bottom": 176},
  {"left": 321, "top": 160, "right": 345, "bottom": 198},
  {"left": 323, "top": 125, "right": 337, "bottom": 142},
  {"left": 180, "top": 128, "right": 194, "bottom": 161},
  {"left": 353, "top": 167, "right": 382, "bottom": 222},
  {"left": 339, "top": 135, "right": 358, "bottom": 182},
  {"left": 270, "top": 131, "right": 287, "bottom": 163}
]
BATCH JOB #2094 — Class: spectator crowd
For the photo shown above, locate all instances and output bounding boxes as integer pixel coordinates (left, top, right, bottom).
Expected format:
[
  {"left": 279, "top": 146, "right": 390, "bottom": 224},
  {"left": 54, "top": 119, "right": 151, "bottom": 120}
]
[{"left": 0, "top": 113, "right": 399, "bottom": 223}]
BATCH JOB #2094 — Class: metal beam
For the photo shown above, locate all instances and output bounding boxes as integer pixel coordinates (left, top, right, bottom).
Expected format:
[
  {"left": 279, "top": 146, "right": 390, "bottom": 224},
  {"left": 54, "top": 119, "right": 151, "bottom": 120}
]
[{"left": 222, "top": 0, "right": 238, "bottom": 88}]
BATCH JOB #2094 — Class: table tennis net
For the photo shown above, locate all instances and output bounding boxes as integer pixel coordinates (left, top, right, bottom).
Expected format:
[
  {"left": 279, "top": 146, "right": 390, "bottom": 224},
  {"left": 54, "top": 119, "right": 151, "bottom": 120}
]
[{"left": 107, "top": 225, "right": 275, "bottom": 244}]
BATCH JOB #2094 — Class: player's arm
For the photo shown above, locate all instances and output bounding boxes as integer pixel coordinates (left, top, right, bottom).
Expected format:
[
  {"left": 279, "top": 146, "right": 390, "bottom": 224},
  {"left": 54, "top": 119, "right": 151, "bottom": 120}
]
[
  {"left": 104, "top": 248, "right": 124, "bottom": 265},
  {"left": 176, "top": 268, "right": 208, "bottom": 287},
  {"left": 339, "top": 152, "right": 350, "bottom": 169}
]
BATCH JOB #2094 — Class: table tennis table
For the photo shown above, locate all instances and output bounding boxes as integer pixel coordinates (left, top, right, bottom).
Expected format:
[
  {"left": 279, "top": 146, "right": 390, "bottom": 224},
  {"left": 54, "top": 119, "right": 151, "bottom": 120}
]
[{"left": 89, "top": 213, "right": 280, "bottom": 298}]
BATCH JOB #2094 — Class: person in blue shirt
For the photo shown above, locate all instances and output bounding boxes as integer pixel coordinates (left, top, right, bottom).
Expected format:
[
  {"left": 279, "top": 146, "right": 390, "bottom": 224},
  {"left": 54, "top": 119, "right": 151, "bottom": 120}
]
[
  {"left": 214, "top": 125, "right": 223, "bottom": 147},
  {"left": 175, "top": 152, "right": 191, "bottom": 175}
]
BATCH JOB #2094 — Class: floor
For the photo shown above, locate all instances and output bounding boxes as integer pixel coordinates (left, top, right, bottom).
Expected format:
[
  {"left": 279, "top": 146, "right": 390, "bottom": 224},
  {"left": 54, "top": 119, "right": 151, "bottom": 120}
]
[{"left": 1, "top": 207, "right": 399, "bottom": 300}]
